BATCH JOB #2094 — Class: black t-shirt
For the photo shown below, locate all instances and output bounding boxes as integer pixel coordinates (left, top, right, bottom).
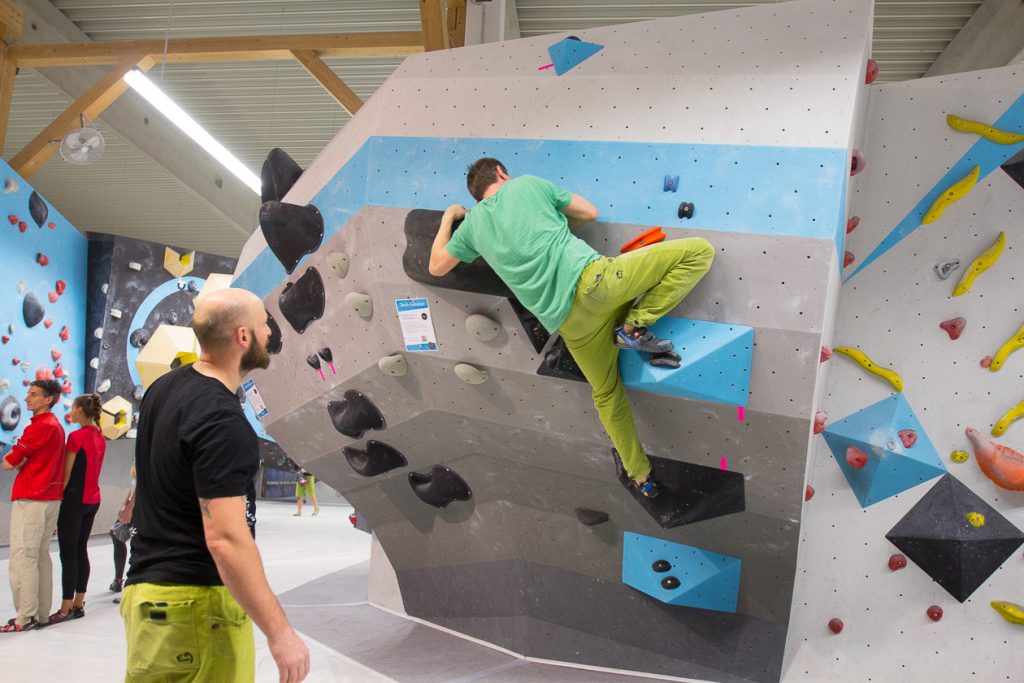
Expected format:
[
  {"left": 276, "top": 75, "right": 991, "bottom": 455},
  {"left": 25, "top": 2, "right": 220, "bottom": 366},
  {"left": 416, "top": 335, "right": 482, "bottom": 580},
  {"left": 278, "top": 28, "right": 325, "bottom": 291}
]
[{"left": 126, "top": 365, "right": 258, "bottom": 586}]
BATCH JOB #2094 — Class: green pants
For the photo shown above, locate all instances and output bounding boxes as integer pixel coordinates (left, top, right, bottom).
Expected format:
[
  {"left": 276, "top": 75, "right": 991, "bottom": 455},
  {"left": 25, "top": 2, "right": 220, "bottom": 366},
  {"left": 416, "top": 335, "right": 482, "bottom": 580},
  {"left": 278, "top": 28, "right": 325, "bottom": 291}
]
[
  {"left": 121, "top": 582, "right": 254, "bottom": 682},
  {"left": 295, "top": 475, "right": 316, "bottom": 499},
  {"left": 558, "top": 238, "right": 715, "bottom": 480}
]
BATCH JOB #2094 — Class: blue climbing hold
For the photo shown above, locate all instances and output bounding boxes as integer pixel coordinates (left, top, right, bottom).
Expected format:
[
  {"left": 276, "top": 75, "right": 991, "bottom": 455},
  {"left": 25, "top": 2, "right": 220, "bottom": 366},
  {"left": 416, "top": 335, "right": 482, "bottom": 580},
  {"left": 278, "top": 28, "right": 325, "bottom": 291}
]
[
  {"left": 547, "top": 37, "right": 604, "bottom": 76},
  {"left": 622, "top": 532, "right": 741, "bottom": 612}
]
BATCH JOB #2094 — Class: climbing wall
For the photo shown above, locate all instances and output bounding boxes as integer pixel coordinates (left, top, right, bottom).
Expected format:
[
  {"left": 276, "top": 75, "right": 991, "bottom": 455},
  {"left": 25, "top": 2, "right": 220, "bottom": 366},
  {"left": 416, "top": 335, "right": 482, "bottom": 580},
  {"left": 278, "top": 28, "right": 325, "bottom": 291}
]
[
  {"left": 233, "top": 1, "right": 873, "bottom": 681},
  {"left": 0, "top": 158, "right": 88, "bottom": 546},
  {"left": 785, "top": 66, "right": 1024, "bottom": 680}
]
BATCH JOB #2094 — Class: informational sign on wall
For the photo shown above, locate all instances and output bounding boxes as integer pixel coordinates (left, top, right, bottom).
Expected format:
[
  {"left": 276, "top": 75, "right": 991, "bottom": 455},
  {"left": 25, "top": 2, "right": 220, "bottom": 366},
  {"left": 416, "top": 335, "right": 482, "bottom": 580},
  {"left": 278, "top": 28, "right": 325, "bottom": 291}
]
[
  {"left": 395, "top": 298, "right": 438, "bottom": 352},
  {"left": 242, "top": 378, "right": 269, "bottom": 419}
]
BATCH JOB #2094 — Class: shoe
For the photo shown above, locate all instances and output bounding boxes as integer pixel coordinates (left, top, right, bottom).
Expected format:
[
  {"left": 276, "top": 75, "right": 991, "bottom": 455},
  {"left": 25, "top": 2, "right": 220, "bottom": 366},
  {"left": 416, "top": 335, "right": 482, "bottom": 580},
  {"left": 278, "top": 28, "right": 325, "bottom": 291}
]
[
  {"left": 109, "top": 579, "right": 123, "bottom": 593},
  {"left": 649, "top": 350, "right": 681, "bottom": 369},
  {"left": 312, "top": 508, "right": 319, "bottom": 517},
  {"left": 43, "top": 610, "right": 73, "bottom": 627},
  {"left": 293, "top": 512, "right": 302, "bottom": 517},
  {"left": 72, "top": 606, "right": 85, "bottom": 619},
  {"left": 1, "top": 617, "right": 37, "bottom": 632},
  {"left": 636, "top": 478, "right": 660, "bottom": 498},
  {"left": 614, "top": 326, "right": 674, "bottom": 354}
]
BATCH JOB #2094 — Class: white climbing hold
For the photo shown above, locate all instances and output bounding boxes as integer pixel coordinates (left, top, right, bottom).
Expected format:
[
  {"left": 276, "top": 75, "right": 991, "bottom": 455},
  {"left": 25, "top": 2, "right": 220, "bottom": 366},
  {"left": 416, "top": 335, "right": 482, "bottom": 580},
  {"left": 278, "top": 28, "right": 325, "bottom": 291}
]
[
  {"left": 110, "top": 308, "right": 123, "bottom": 319},
  {"left": 101, "top": 284, "right": 109, "bottom": 294},
  {"left": 0, "top": 378, "right": 8, "bottom": 392},
  {"left": 96, "top": 379, "right": 111, "bottom": 393},
  {"left": 94, "top": 328, "right": 104, "bottom": 339},
  {"left": 378, "top": 354, "right": 408, "bottom": 377},
  {"left": 20, "top": 362, "right": 30, "bottom": 373},
  {"left": 89, "top": 358, "right": 99, "bottom": 369},
  {"left": 454, "top": 363, "right": 489, "bottom": 385},
  {"left": 126, "top": 429, "right": 138, "bottom": 439},
  {"left": 465, "top": 314, "right": 501, "bottom": 342},
  {"left": 16, "top": 281, "right": 25, "bottom": 293},
  {"left": 4, "top": 178, "right": 18, "bottom": 194},
  {"left": 128, "top": 262, "right": 142, "bottom": 271},
  {"left": 346, "top": 292, "right": 373, "bottom": 318},
  {"left": 63, "top": 400, "right": 72, "bottom": 409},
  {"left": 327, "top": 251, "right": 350, "bottom": 278}
]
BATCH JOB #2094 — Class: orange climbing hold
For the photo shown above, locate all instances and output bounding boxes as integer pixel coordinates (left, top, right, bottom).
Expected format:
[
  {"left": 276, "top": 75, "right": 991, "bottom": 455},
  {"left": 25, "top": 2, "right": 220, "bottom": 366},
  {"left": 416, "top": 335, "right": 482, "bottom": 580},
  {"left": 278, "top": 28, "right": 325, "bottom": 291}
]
[
  {"left": 898, "top": 429, "right": 917, "bottom": 448},
  {"left": 846, "top": 216, "right": 860, "bottom": 234},
  {"left": 845, "top": 445, "right": 868, "bottom": 469},
  {"left": 620, "top": 227, "right": 666, "bottom": 254},
  {"left": 804, "top": 485, "right": 815, "bottom": 501},
  {"left": 843, "top": 251, "right": 855, "bottom": 268},
  {"left": 820, "top": 345, "right": 832, "bottom": 363},
  {"left": 965, "top": 428, "right": 1024, "bottom": 491}
]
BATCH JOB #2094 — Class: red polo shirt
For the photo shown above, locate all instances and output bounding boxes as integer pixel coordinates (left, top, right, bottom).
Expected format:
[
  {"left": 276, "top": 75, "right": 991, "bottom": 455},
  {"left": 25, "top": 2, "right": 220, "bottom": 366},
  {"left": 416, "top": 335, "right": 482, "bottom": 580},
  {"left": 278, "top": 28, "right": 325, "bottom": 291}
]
[
  {"left": 66, "top": 424, "right": 106, "bottom": 505},
  {"left": 6, "top": 411, "right": 66, "bottom": 501}
]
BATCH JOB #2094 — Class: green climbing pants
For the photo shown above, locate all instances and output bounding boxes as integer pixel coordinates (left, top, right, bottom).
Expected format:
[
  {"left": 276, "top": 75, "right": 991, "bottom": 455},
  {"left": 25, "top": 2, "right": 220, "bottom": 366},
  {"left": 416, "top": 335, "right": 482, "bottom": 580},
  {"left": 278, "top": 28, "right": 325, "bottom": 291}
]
[{"left": 558, "top": 238, "right": 715, "bottom": 481}]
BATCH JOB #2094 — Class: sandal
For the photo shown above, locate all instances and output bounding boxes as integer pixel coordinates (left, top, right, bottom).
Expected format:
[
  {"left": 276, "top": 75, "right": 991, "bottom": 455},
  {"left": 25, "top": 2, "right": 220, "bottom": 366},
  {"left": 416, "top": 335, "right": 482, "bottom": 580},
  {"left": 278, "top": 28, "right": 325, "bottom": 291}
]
[
  {"left": 43, "top": 610, "right": 74, "bottom": 627},
  {"left": 1, "top": 617, "right": 37, "bottom": 632}
]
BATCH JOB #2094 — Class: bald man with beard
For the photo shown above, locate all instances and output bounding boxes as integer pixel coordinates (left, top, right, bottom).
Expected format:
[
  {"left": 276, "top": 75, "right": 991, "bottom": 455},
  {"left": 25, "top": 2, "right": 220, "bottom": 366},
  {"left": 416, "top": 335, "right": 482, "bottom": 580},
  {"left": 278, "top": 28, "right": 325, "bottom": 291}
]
[{"left": 121, "top": 289, "right": 309, "bottom": 683}]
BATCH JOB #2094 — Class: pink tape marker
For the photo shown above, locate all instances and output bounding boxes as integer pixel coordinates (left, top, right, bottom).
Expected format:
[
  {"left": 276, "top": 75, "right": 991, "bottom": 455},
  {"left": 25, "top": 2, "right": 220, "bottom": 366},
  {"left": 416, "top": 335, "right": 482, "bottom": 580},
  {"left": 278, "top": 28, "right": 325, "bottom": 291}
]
[
  {"left": 737, "top": 406, "right": 745, "bottom": 421},
  {"left": 720, "top": 457, "right": 727, "bottom": 470},
  {"left": 329, "top": 362, "right": 337, "bottom": 375},
  {"left": 317, "top": 368, "right": 325, "bottom": 382},
  {"left": 538, "top": 63, "right": 554, "bottom": 71}
]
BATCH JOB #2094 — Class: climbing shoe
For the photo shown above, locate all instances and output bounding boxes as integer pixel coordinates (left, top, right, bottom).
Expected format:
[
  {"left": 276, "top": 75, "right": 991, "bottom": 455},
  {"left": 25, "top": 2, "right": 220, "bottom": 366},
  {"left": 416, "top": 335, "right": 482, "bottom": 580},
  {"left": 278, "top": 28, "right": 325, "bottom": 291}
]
[
  {"left": 1, "top": 617, "right": 37, "bottom": 632},
  {"left": 636, "top": 478, "right": 660, "bottom": 498},
  {"left": 649, "top": 350, "right": 681, "bottom": 369},
  {"left": 614, "top": 326, "right": 674, "bottom": 354}
]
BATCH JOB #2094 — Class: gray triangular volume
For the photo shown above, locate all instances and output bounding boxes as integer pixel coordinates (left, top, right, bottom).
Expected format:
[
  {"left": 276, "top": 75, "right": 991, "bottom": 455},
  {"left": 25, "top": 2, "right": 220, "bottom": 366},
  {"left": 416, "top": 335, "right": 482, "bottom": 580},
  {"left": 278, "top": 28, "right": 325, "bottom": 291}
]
[{"left": 1001, "top": 149, "right": 1024, "bottom": 191}]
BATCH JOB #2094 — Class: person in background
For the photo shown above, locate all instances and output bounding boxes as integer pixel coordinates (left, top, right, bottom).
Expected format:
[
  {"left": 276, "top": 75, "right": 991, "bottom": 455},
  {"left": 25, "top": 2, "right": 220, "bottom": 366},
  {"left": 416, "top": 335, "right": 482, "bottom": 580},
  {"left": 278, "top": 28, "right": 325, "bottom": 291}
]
[
  {"left": 0, "top": 379, "right": 66, "bottom": 632},
  {"left": 293, "top": 468, "right": 319, "bottom": 517},
  {"left": 45, "top": 394, "right": 106, "bottom": 626},
  {"left": 109, "top": 464, "right": 136, "bottom": 595}
]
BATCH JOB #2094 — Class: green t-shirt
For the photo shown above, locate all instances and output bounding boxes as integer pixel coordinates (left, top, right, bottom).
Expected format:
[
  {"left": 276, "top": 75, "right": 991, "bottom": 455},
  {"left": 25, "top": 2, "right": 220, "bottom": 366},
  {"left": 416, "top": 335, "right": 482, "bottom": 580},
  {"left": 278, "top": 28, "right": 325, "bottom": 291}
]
[{"left": 445, "top": 175, "right": 600, "bottom": 332}]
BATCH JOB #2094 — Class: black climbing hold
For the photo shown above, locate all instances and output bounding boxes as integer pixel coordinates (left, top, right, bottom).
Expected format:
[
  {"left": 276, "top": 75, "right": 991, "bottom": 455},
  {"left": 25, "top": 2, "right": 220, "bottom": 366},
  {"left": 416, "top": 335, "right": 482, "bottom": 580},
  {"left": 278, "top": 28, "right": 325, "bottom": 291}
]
[
  {"left": 260, "top": 148, "right": 304, "bottom": 203},
  {"left": 317, "top": 347, "right": 333, "bottom": 363},
  {"left": 342, "top": 440, "right": 408, "bottom": 477},
  {"left": 408, "top": 465, "right": 473, "bottom": 508},
  {"left": 278, "top": 267, "right": 325, "bottom": 334},
  {"left": 509, "top": 298, "right": 550, "bottom": 353},
  {"left": 328, "top": 389, "right": 386, "bottom": 439},
  {"left": 613, "top": 449, "right": 745, "bottom": 529},
  {"left": 677, "top": 202, "right": 695, "bottom": 220},
  {"left": 575, "top": 508, "right": 609, "bottom": 526},
  {"left": 1001, "top": 149, "right": 1024, "bottom": 192},
  {"left": 536, "top": 336, "right": 586, "bottom": 383},
  {"left": 661, "top": 576, "right": 681, "bottom": 590},
  {"left": 1, "top": 395, "right": 21, "bottom": 431},
  {"left": 652, "top": 559, "right": 671, "bottom": 573},
  {"left": 567, "top": 35, "right": 581, "bottom": 41},
  {"left": 23, "top": 292, "right": 45, "bottom": 328},
  {"left": 186, "top": 280, "right": 198, "bottom": 292},
  {"left": 403, "top": 209, "right": 513, "bottom": 298},
  {"left": 649, "top": 350, "right": 681, "bottom": 369},
  {"left": 259, "top": 201, "right": 324, "bottom": 274},
  {"left": 129, "top": 328, "right": 151, "bottom": 349},
  {"left": 29, "top": 191, "right": 48, "bottom": 229},
  {"left": 306, "top": 354, "right": 321, "bottom": 370},
  {"left": 265, "top": 310, "right": 283, "bottom": 355}
]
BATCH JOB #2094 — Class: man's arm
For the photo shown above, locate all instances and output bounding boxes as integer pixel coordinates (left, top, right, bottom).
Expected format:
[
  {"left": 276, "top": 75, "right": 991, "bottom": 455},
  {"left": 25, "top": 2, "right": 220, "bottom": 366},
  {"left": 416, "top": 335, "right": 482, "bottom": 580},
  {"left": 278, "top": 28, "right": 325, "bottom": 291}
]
[
  {"left": 561, "top": 193, "right": 599, "bottom": 226},
  {"left": 428, "top": 204, "right": 467, "bottom": 277},
  {"left": 200, "top": 495, "right": 309, "bottom": 683},
  {"left": 1, "top": 452, "right": 17, "bottom": 471}
]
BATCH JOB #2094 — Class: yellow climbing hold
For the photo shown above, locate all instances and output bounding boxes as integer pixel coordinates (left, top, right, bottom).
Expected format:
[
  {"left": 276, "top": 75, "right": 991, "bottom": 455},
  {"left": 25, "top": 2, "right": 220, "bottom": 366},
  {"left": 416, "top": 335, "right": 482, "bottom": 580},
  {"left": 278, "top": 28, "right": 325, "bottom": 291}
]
[
  {"left": 832, "top": 346, "right": 904, "bottom": 392},
  {"left": 947, "top": 114, "right": 1024, "bottom": 145},
  {"left": 950, "top": 450, "right": 970, "bottom": 463},
  {"left": 992, "top": 398, "right": 1024, "bottom": 436},
  {"left": 989, "top": 321, "right": 1024, "bottom": 372},
  {"left": 953, "top": 231, "right": 1005, "bottom": 297},
  {"left": 922, "top": 165, "right": 979, "bottom": 225},
  {"left": 991, "top": 601, "right": 1024, "bottom": 625},
  {"left": 966, "top": 512, "right": 986, "bottom": 527}
]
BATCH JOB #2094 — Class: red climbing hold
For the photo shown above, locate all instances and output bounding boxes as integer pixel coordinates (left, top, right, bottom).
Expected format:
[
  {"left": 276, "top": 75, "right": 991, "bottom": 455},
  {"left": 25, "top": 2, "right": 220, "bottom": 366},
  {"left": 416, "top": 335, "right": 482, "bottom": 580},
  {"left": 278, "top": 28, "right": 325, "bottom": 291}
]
[
  {"left": 898, "top": 429, "right": 917, "bottom": 448},
  {"left": 843, "top": 251, "right": 855, "bottom": 268},
  {"left": 61, "top": 380, "right": 72, "bottom": 394},
  {"left": 53, "top": 364, "right": 65, "bottom": 379},
  {"left": 865, "top": 58, "right": 879, "bottom": 85},
  {"left": 805, "top": 485, "right": 815, "bottom": 501},
  {"left": 846, "top": 445, "right": 868, "bottom": 469},
  {"left": 846, "top": 216, "right": 860, "bottom": 234},
  {"left": 47, "top": 291, "right": 59, "bottom": 303},
  {"left": 7, "top": 215, "right": 17, "bottom": 224},
  {"left": 35, "top": 368, "right": 52, "bottom": 381},
  {"left": 828, "top": 618, "right": 844, "bottom": 634},
  {"left": 888, "top": 553, "right": 908, "bottom": 571},
  {"left": 851, "top": 149, "right": 867, "bottom": 176},
  {"left": 50, "top": 350, "right": 61, "bottom": 362},
  {"left": 11, "top": 358, "right": 19, "bottom": 366},
  {"left": 55, "top": 280, "right": 66, "bottom": 295},
  {"left": 981, "top": 356, "right": 992, "bottom": 369},
  {"left": 814, "top": 410, "right": 828, "bottom": 435},
  {"left": 940, "top": 317, "right": 966, "bottom": 340},
  {"left": 47, "top": 222, "right": 56, "bottom": 229},
  {"left": 64, "top": 413, "right": 72, "bottom": 424},
  {"left": 36, "top": 252, "right": 49, "bottom": 266},
  {"left": 1, "top": 336, "right": 7, "bottom": 344},
  {"left": 21, "top": 380, "right": 29, "bottom": 386},
  {"left": 58, "top": 325, "right": 70, "bottom": 342},
  {"left": 43, "top": 319, "right": 53, "bottom": 329},
  {"left": 820, "top": 345, "right": 832, "bottom": 363},
  {"left": 927, "top": 605, "right": 943, "bottom": 622},
  {"left": 18, "top": 222, "right": 27, "bottom": 233}
]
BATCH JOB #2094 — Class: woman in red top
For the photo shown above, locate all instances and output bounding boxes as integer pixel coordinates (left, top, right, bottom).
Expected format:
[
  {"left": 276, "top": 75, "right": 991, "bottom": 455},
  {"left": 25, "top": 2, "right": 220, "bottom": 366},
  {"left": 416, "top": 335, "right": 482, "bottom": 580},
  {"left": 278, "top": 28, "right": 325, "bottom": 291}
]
[{"left": 47, "top": 394, "right": 105, "bottom": 625}]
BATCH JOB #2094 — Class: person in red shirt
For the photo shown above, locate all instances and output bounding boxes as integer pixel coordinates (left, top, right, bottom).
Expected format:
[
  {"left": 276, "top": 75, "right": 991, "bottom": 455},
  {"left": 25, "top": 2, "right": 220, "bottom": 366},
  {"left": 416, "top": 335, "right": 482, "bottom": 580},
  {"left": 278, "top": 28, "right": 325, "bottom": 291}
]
[
  {"left": 46, "top": 394, "right": 106, "bottom": 626},
  {"left": 0, "top": 379, "right": 66, "bottom": 632}
]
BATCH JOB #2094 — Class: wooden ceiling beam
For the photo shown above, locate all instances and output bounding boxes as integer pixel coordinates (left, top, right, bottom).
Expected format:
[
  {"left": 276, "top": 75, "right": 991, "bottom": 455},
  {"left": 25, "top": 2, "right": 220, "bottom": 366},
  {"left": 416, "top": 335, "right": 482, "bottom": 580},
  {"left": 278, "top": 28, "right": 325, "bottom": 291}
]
[
  {"left": 420, "top": 0, "right": 448, "bottom": 52},
  {"left": 291, "top": 49, "right": 363, "bottom": 116},
  {"left": 8, "top": 32, "right": 425, "bottom": 68},
  {"left": 0, "top": 0, "right": 25, "bottom": 152}
]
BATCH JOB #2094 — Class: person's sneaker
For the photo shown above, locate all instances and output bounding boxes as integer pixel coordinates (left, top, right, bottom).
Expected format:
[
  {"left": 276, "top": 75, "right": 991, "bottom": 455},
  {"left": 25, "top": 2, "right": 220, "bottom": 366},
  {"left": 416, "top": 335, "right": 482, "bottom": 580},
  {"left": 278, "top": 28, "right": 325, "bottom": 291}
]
[
  {"left": 1, "top": 617, "right": 37, "bottom": 633},
  {"left": 614, "top": 326, "right": 674, "bottom": 354},
  {"left": 109, "top": 579, "right": 123, "bottom": 593},
  {"left": 636, "top": 478, "right": 661, "bottom": 498}
]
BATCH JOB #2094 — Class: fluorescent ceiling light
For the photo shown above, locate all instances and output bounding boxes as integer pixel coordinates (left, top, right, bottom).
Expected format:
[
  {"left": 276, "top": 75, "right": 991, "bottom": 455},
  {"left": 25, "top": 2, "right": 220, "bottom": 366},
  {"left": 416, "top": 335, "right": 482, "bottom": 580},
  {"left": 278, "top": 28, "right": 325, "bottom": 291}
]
[{"left": 124, "top": 69, "right": 261, "bottom": 194}]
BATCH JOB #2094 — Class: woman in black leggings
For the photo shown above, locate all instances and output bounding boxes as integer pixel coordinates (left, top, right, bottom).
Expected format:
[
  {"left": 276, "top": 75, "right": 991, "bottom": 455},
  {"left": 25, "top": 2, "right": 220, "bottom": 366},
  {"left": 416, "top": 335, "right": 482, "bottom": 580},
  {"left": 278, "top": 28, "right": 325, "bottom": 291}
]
[
  {"left": 109, "top": 465, "right": 135, "bottom": 593},
  {"left": 47, "top": 394, "right": 106, "bottom": 625}
]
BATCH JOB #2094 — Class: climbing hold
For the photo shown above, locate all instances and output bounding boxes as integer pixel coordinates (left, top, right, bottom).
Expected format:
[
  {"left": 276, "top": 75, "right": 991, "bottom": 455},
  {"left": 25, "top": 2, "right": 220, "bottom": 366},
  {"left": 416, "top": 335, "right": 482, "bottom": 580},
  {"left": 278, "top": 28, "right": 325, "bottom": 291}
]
[
  {"left": 327, "top": 389, "right": 386, "bottom": 439},
  {"left": 4, "top": 178, "right": 18, "bottom": 194},
  {"left": 663, "top": 175, "right": 679, "bottom": 192},
  {"left": 342, "top": 440, "right": 408, "bottom": 477},
  {"left": 677, "top": 202, "right": 695, "bottom": 219},
  {"left": 620, "top": 226, "right": 666, "bottom": 254},
  {"left": 924, "top": 165, "right": 980, "bottom": 225},
  {"left": 988, "top": 320, "right": 1024, "bottom": 372},
  {"left": 993, "top": 399, "right": 1024, "bottom": 437},
  {"left": 954, "top": 231, "right": 1005, "bottom": 297},
  {"left": 47, "top": 291, "right": 59, "bottom": 304},
  {"left": 96, "top": 379, "right": 111, "bottom": 393},
  {"left": 326, "top": 251, "right": 350, "bottom": 279},
  {"left": 946, "top": 114, "right": 1024, "bottom": 145},
  {"left": 305, "top": 354, "right": 324, "bottom": 381},
  {"left": 966, "top": 512, "right": 985, "bottom": 527},
  {"left": 378, "top": 354, "right": 408, "bottom": 377},
  {"left": 990, "top": 601, "right": 1024, "bottom": 625},
  {"left": 651, "top": 559, "right": 671, "bottom": 573},
  {"left": 813, "top": 410, "right": 828, "bottom": 435},
  {"left": 34, "top": 368, "right": 53, "bottom": 381},
  {"left": 833, "top": 346, "right": 904, "bottom": 392},
  {"left": 804, "top": 485, "right": 815, "bottom": 501},
  {"left": 820, "top": 345, "right": 832, "bottom": 362},
  {"left": 828, "top": 618, "right": 844, "bottom": 634},
  {"left": 898, "top": 429, "right": 918, "bottom": 448},
  {"left": 53, "top": 364, "right": 65, "bottom": 379},
  {"left": 845, "top": 445, "right": 868, "bottom": 469},
  {"left": 278, "top": 267, "right": 325, "bottom": 334},
  {"left": 981, "top": 356, "right": 992, "bottom": 368},
  {"left": 345, "top": 292, "right": 373, "bottom": 318},
  {"left": 950, "top": 449, "right": 970, "bottom": 464},
  {"left": 55, "top": 278, "right": 67, "bottom": 294},
  {"left": 933, "top": 259, "right": 960, "bottom": 280},
  {"left": 888, "top": 553, "right": 907, "bottom": 571},
  {"left": 575, "top": 508, "right": 609, "bottom": 526},
  {"left": 843, "top": 251, "right": 855, "bottom": 268},
  {"left": 454, "top": 363, "right": 489, "bottom": 385},
  {"left": 17, "top": 221, "right": 26, "bottom": 233},
  {"left": 16, "top": 281, "right": 25, "bottom": 293},
  {"left": 265, "top": 311, "right": 282, "bottom": 355},
  {"left": 940, "top": 317, "right": 966, "bottom": 340},
  {"left": 127, "top": 262, "right": 142, "bottom": 271},
  {"left": 43, "top": 319, "right": 53, "bottom": 329},
  {"left": 317, "top": 347, "right": 336, "bottom": 375},
  {"left": 129, "top": 328, "right": 151, "bottom": 349},
  {"left": 965, "top": 427, "right": 1024, "bottom": 491},
  {"left": 22, "top": 293, "right": 44, "bottom": 328},
  {"left": 408, "top": 465, "right": 473, "bottom": 508},
  {"left": 661, "top": 576, "right": 681, "bottom": 590},
  {"left": 259, "top": 201, "right": 324, "bottom": 274},
  {"left": 850, "top": 149, "right": 866, "bottom": 176},
  {"left": 36, "top": 253, "right": 49, "bottom": 266},
  {"left": 547, "top": 36, "right": 604, "bottom": 76},
  {"left": 47, "top": 223, "right": 55, "bottom": 230},
  {"left": 28, "top": 191, "right": 48, "bottom": 229},
  {"left": 846, "top": 216, "right": 859, "bottom": 234},
  {"left": 59, "top": 326, "right": 69, "bottom": 342},
  {"left": 927, "top": 605, "right": 943, "bottom": 622},
  {"left": 61, "top": 381, "right": 72, "bottom": 394},
  {"left": 89, "top": 358, "right": 98, "bottom": 369},
  {"left": 0, "top": 378, "right": 7, "bottom": 391},
  {"left": 0, "top": 395, "right": 21, "bottom": 431},
  {"left": 260, "top": 148, "right": 304, "bottom": 203},
  {"left": 0, "top": 336, "right": 7, "bottom": 344},
  {"left": 465, "top": 314, "right": 500, "bottom": 341},
  {"left": 865, "top": 58, "right": 879, "bottom": 84}
]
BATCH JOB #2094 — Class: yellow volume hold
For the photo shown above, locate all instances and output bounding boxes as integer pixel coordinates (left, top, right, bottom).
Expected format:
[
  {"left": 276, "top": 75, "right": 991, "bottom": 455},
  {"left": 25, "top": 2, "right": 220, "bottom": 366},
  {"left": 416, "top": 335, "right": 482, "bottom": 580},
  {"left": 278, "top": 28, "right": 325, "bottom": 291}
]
[
  {"left": 993, "top": 399, "right": 1024, "bottom": 436},
  {"left": 991, "top": 601, "right": 1024, "bottom": 625},
  {"left": 832, "top": 346, "right": 904, "bottom": 392},
  {"left": 922, "top": 165, "right": 980, "bottom": 225},
  {"left": 953, "top": 231, "right": 1005, "bottom": 297},
  {"left": 990, "top": 321, "right": 1024, "bottom": 372},
  {"left": 947, "top": 114, "right": 1024, "bottom": 145}
]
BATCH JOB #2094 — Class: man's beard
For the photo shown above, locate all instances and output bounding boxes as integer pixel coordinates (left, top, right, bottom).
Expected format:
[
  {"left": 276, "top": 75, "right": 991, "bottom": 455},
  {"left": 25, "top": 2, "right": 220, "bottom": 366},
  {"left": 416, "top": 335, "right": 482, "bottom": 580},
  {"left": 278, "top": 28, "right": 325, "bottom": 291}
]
[{"left": 239, "top": 329, "right": 271, "bottom": 373}]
